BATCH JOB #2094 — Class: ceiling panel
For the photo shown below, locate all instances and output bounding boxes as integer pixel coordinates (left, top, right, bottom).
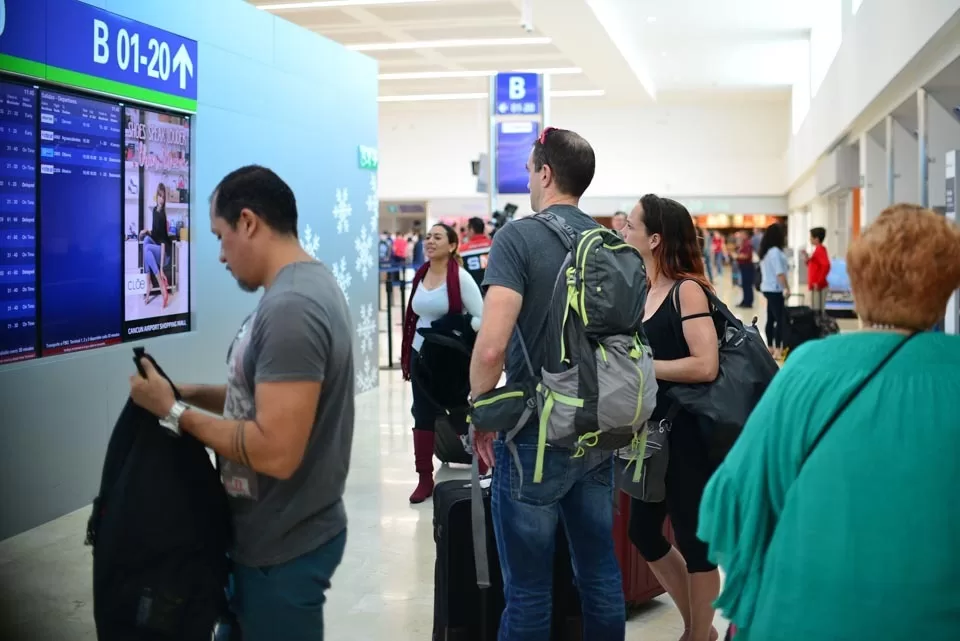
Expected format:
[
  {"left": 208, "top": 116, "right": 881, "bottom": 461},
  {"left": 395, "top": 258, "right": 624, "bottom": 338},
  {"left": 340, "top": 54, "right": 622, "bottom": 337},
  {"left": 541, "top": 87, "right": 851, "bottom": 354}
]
[
  {"left": 435, "top": 43, "right": 564, "bottom": 61},
  {"left": 400, "top": 25, "right": 546, "bottom": 41},
  {"left": 365, "top": 0, "right": 518, "bottom": 22}
]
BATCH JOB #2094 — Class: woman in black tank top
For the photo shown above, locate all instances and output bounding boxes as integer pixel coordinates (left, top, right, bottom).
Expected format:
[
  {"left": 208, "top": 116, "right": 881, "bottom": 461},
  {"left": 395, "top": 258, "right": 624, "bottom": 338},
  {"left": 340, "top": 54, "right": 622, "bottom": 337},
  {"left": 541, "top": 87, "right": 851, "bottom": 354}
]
[{"left": 622, "top": 194, "right": 722, "bottom": 641}]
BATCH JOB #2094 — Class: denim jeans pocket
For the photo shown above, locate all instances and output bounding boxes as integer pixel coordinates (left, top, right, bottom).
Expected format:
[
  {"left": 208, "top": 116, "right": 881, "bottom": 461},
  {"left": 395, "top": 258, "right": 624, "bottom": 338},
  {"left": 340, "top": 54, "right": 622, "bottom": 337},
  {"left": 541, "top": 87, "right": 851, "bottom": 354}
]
[
  {"left": 507, "top": 443, "right": 573, "bottom": 506},
  {"left": 587, "top": 454, "right": 615, "bottom": 489}
]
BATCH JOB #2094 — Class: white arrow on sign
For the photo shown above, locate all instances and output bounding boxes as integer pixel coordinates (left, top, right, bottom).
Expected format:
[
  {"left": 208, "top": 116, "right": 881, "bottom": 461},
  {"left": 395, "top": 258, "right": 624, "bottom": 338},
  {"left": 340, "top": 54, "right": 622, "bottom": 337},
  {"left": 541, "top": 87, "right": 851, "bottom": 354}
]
[{"left": 172, "top": 44, "right": 194, "bottom": 90}]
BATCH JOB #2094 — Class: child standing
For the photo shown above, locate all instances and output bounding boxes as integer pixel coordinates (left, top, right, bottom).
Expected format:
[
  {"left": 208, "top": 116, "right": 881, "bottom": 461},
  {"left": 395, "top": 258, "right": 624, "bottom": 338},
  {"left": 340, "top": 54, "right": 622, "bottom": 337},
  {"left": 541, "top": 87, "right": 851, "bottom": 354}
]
[{"left": 807, "top": 227, "right": 831, "bottom": 312}]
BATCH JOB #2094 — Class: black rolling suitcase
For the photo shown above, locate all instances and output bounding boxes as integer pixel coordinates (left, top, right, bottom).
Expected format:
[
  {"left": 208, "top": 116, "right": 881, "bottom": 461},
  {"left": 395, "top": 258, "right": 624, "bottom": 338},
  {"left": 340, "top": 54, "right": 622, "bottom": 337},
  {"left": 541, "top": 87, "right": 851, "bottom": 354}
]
[
  {"left": 783, "top": 295, "right": 841, "bottom": 359},
  {"left": 432, "top": 480, "right": 582, "bottom": 641}
]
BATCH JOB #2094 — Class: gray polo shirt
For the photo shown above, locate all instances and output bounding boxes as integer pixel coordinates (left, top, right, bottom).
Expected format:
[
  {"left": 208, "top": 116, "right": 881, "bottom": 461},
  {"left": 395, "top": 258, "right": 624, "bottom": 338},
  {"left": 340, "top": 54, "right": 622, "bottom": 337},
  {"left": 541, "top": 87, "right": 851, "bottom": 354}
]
[{"left": 219, "top": 261, "right": 355, "bottom": 567}]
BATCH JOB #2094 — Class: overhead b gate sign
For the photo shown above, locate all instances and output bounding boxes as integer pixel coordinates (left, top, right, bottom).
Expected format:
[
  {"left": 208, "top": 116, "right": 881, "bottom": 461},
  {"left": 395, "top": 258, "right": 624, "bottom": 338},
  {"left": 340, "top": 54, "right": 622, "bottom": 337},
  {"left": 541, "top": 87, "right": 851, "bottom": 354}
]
[{"left": 0, "top": 0, "right": 198, "bottom": 112}]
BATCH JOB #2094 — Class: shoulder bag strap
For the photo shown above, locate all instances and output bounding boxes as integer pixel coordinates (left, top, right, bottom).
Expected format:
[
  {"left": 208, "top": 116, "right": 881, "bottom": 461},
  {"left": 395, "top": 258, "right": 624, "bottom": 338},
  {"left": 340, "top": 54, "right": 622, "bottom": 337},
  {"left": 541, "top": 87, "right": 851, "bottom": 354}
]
[
  {"left": 800, "top": 332, "right": 917, "bottom": 468},
  {"left": 531, "top": 208, "right": 577, "bottom": 252}
]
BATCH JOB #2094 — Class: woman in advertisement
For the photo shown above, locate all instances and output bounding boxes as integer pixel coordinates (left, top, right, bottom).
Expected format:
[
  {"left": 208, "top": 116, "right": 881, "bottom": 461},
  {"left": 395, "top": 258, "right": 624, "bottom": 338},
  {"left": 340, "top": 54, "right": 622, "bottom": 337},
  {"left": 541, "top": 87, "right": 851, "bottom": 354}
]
[{"left": 139, "top": 182, "right": 171, "bottom": 309}]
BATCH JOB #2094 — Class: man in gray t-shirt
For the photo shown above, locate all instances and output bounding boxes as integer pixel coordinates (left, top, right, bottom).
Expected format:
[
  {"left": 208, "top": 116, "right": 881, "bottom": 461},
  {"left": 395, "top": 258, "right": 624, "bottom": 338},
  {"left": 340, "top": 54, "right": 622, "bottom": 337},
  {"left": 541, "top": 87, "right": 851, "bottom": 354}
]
[
  {"left": 470, "top": 128, "right": 626, "bottom": 639},
  {"left": 130, "top": 165, "right": 354, "bottom": 641}
]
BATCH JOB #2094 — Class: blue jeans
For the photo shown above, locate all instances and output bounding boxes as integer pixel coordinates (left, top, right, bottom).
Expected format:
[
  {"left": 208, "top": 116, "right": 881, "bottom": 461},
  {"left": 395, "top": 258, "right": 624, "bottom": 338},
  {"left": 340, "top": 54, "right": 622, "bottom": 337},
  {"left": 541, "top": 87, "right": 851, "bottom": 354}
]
[
  {"left": 142, "top": 236, "right": 169, "bottom": 278},
  {"left": 230, "top": 528, "right": 347, "bottom": 641},
  {"left": 492, "top": 439, "right": 625, "bottom": 641}
]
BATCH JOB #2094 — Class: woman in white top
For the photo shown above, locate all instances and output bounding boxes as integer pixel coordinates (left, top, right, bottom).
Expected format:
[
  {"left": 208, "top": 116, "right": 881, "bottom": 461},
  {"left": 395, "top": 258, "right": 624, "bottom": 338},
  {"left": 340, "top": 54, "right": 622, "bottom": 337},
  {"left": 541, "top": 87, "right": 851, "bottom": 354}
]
[
  {"left": 400, "top": 223, "right": 484, "bottom": 503},
  {"left": 758, "top": 222, "right": 790, "bottom": 360}
]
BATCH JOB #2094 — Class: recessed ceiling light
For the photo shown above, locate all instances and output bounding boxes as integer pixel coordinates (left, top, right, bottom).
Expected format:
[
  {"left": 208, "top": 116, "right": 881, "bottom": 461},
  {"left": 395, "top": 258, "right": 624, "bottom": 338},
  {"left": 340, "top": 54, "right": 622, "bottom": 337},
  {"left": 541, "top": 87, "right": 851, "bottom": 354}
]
[
  {"left": 549, "top": 89, "right": 605, "bottom": 98},
  {"left": 258, "top": 0, "right": 439, "bottom": 10},
  {"left": 647, "top": 16, "right": 657, "bottom": 23},
  {"left": 349, "top": 37, "right": 551, "bottom": 52},
  {"left": 378, "top": 67, "right": 582, "bottom": 80},
  {"left": 378, "top": 89, "right": 605, "bottom": 102}
]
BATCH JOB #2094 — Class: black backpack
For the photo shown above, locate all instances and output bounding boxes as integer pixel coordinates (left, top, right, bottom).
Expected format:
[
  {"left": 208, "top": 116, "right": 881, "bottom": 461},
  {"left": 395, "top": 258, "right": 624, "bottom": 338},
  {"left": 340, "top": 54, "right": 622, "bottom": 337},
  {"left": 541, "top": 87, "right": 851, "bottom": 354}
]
[
  {"left": 86, "top": 347, "right": 233, "bottom": 641},
  {"left": 664, "top": 281, "right": 780, "bottom": 463}
]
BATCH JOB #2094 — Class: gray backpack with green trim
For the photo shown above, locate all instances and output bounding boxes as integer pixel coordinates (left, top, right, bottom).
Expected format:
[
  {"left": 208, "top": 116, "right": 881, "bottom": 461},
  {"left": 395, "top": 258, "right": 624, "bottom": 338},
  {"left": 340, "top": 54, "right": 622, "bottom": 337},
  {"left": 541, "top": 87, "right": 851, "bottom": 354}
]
[
  {"left": 472, "top": 209, "right": 658, "bottom": 480},
  {"left": 468, "top": 209, "right": 658, "bottom": 589}
]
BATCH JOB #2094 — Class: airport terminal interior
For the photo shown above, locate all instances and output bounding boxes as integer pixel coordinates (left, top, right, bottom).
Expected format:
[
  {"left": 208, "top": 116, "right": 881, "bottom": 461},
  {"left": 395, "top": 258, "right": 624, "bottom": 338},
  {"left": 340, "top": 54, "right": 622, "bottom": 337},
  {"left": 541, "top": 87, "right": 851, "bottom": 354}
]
[{"left": 2, "top": 0, "right": 960, "bottom": 640}]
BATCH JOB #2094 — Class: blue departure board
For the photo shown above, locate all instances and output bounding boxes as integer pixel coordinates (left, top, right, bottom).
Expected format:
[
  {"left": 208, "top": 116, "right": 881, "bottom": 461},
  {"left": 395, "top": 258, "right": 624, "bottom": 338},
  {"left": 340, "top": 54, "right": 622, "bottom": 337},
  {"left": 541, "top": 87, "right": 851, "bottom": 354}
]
[
  {"left": 0, "top": 81, "right": 38, "bottom": 364},
  {"left": 38, "top": 88, "right": 123, "bottom": 356}
]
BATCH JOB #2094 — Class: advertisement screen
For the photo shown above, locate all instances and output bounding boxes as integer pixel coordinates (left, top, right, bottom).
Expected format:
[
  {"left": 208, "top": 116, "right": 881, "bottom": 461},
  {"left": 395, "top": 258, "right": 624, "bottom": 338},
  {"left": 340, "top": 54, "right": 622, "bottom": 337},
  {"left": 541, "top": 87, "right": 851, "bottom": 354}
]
[
  {"left": 0, "top": 81, "right": 39, "bottom": 364},
  {"left": 38, "top": 88, "right": 123, "bottom": 357},
  {"left": 496, "top": 121, "right": 539, "bottom": 195},
  {"left": 0, "top": 73, "right": 194, "bottom": 368},
  {"left": 122, "top": 106, "right": 191, "bottom": 340}
]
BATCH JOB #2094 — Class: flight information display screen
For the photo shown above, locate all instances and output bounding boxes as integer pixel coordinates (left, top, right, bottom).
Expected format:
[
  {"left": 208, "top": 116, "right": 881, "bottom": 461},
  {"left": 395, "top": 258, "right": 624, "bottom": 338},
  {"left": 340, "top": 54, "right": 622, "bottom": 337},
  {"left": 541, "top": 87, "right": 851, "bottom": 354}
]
[
  {"left": 0, "top": 82, "right": 38, "bottom": 364},
  {"left": 39, "top": 88, "right": 123, "bottom": 356},
  {"left": 0, "top": 74, "right": 193, "bottom": 367}
]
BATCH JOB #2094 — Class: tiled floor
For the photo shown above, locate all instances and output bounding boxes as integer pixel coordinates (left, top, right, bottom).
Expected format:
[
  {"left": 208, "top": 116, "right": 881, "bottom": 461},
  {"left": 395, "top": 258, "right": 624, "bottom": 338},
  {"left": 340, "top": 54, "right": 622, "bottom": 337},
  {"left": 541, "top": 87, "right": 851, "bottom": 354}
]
[{"left": 0, "top": 275, "right": 848, "bottom": 640}]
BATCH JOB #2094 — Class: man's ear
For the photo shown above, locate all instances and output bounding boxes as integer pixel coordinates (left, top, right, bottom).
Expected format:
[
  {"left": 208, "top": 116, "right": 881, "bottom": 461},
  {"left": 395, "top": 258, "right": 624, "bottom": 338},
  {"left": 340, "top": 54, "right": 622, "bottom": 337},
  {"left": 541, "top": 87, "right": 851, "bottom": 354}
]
[
  {"left": 238, "top": 208, "right": 259, "bottom": 238},
  {"left": 541, "top": 163, "right": 554, "bottom": 189}
]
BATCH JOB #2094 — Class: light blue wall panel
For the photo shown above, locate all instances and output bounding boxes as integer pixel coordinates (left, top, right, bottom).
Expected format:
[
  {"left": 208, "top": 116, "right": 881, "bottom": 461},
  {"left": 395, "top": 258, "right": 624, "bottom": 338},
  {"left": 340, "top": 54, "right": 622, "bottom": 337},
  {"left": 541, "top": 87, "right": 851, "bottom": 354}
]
[{"left": 0, "top": 0, "right": 379, "bottom": 540}]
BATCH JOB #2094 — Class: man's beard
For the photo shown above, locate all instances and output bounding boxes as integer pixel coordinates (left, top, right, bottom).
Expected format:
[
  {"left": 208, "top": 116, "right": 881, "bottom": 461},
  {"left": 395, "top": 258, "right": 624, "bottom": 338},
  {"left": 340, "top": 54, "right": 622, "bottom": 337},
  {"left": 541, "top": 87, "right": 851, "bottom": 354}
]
[
  {"left": 228, "top": 268, "right": 258, "bottom": 293},
  {"left": 236, "top": 279, "right": 258, "bottom": 293}
]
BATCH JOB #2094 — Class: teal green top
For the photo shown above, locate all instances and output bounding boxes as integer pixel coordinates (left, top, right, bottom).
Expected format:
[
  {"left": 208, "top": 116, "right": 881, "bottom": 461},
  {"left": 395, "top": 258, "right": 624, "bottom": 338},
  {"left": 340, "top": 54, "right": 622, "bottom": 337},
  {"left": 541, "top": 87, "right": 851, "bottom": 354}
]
[{"left": 698, "top": 331, "right": 960, "bottom": 641}]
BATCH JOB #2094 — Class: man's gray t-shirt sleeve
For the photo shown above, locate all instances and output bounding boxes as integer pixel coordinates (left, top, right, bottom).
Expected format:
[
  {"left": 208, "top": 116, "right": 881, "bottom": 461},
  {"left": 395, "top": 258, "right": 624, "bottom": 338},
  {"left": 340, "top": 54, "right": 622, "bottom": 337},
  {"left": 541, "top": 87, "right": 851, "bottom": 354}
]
[
  {"left": 482, "top": 222, "right": 528, "bottom": 296},
  {"left": 252, "top": 292, "right": 331, "bottom": 384}
]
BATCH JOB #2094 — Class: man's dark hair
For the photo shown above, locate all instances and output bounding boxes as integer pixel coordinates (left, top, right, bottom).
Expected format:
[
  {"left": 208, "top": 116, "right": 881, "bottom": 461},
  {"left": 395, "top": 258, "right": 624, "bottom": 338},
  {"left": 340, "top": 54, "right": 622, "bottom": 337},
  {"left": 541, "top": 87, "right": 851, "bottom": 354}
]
[
  {"left": 613, "top": 211, "right": 627, "bottom": 218},
  {"left": 531, "top": 128, "right": 595, "bottom": 198},
  {"left": 468, "top": 217, "right": 485, "bottom": 235},
  {"left": 212, "top": 165, "right": 298, "bottom": 236},
  {"left": 810, "top": 226, "right": 827, "bottom": 243}
]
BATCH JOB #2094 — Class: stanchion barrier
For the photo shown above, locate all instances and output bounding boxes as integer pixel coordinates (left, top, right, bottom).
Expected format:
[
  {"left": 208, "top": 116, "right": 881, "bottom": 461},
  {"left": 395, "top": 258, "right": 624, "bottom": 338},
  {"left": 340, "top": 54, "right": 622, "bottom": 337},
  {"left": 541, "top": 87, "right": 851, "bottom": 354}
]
[{"left": 378, "top": 260, "right": 424, "bottom": 369}]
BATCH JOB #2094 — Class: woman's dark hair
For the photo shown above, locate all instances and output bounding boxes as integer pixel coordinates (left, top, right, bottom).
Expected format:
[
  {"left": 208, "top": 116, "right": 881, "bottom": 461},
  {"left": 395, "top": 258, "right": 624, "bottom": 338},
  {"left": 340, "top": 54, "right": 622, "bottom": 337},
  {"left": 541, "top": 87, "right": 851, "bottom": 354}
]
[
  {"left": 758, "top": 222, "right": 786, "bottom": 259},
  {"left": 639, "top": 194, "right": 712, "bottom": 291},
  {"left": 810, "top": 226, "right": 826, "bottom": 243},
  {"left": 431, "top": 222, "right": 462, "bottom": 266},
  {"left": 155, "top": 182, "right": 167, "bottom": 214}
]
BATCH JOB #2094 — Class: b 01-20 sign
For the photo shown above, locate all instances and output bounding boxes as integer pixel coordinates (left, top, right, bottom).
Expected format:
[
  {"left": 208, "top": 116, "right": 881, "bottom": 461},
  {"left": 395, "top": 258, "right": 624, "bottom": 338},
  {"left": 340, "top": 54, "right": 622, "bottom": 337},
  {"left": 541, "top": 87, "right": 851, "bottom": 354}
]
[{"left": 0, "top": 0, "right": 199, "bottom": 111}]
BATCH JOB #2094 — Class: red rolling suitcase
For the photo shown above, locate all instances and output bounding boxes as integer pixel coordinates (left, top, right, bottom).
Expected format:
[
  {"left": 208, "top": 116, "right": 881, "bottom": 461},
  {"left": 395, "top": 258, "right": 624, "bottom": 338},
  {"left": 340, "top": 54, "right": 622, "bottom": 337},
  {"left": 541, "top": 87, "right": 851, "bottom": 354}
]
[{"left": 612, "top": 491, "right": 675, "bottom": 607}]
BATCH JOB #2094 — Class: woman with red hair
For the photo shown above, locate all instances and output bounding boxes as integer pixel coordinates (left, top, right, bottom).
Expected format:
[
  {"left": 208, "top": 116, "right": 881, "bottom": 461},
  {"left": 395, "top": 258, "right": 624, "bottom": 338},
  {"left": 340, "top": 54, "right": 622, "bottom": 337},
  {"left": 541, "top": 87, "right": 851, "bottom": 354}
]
[
  {"left": 698, "top": 204, "right": 960, "bottom": 640},
  {"left": 622, "top": 194, "right": 722, "bottom": 641}
]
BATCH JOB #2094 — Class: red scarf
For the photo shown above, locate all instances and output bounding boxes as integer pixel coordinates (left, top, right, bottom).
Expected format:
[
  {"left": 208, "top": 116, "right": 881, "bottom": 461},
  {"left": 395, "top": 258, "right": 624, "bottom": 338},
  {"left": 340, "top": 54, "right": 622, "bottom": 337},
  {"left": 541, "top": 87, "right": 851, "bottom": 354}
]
[{"left": 401, "top": 259, "right": 462, "bottom": 381}]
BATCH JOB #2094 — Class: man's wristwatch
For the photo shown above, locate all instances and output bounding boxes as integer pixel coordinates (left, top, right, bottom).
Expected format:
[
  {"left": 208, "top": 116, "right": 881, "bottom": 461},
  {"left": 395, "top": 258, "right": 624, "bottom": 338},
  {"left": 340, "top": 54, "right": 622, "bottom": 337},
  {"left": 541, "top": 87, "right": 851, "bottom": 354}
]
[{"left": 159, "top": 400, "right": 188, "bottom": 436}]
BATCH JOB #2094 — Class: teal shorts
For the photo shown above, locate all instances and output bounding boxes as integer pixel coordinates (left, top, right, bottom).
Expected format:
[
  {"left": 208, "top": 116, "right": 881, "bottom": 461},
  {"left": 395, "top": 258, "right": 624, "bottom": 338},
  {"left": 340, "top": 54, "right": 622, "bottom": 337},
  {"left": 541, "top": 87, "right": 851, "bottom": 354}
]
[{"left": 230, "top": 528, "right": 347, "bottom": 641}]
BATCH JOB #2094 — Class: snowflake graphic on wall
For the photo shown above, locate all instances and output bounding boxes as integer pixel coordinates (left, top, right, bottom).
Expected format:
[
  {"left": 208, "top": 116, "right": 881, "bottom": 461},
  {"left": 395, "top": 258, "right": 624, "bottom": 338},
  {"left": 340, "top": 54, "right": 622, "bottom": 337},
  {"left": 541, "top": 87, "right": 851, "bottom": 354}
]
[
  {"left": 301, "top": 224, "right": 321, "bottom": 259},
  {"left": 354, "top": 225, "right": 374, "bottom": 281},
  {"left": 356, "top": 356, "right": 377, "bottom": 393},
  {"left": 332, "top": 188, "right": 352, "bottom": 234},
  {"left": 331, "top": 256, "right": 353, "bottom": 302},
  {"left": 366, "top": 174, "right": 378, "bottom": 235},
  {"left": 356, "top": 303, "right": 376, "bottom": 355}
]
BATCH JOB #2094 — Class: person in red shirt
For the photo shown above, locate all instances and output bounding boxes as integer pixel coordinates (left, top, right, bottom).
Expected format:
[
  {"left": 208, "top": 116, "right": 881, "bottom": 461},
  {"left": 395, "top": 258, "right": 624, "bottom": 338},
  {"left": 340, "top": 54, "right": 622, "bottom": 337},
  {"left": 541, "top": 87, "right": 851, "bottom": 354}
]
[
  {"left": 807, "top": 226, "right": 831, "bottom": 312},
  {"left": 459, "top": 217, "right": 492, "bottom": 253}
]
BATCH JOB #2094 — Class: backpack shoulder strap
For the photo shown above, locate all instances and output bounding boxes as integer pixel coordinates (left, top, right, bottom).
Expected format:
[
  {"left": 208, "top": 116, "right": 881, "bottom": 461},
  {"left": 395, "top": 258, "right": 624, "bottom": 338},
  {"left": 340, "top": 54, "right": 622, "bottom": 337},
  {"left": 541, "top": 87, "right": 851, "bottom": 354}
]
[{"left": 531, "top": 208, "right": 577, "bottom": 252}]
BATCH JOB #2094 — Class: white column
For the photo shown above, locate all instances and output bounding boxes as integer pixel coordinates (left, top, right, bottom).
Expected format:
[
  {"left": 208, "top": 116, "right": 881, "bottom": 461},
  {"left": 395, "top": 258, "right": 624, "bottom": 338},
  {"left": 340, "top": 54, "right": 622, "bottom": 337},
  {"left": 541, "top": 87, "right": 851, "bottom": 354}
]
[
  {"left": 918, "top": 88, "right": 929, "bottom": 208},
  {"left": 885, "top": 115, "right": 895, "bottom": 206},
  {"left": 541, "top": 73, "right": 551, "bottom": 128},
  {"left": 487, "top": 75, "right": 497, "bottom": 214}
]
